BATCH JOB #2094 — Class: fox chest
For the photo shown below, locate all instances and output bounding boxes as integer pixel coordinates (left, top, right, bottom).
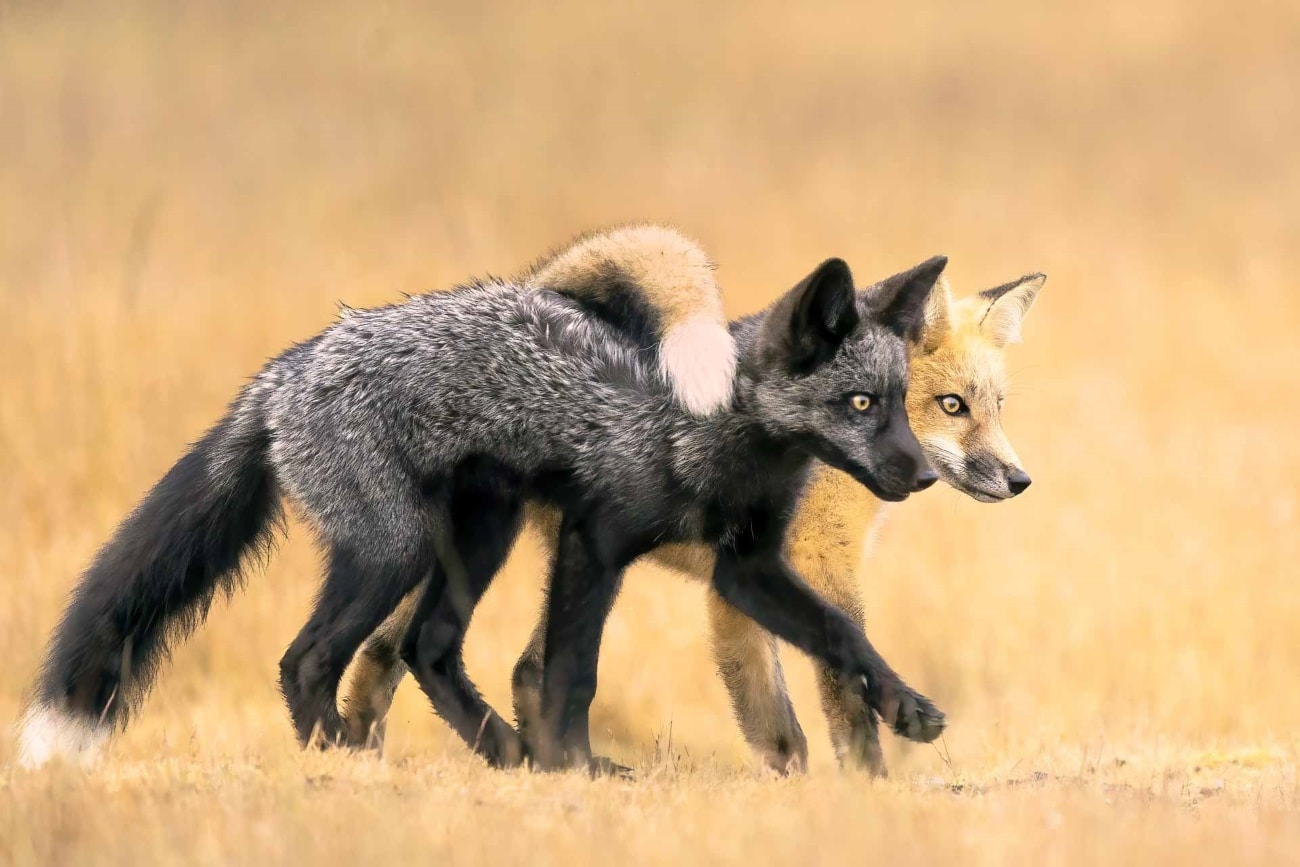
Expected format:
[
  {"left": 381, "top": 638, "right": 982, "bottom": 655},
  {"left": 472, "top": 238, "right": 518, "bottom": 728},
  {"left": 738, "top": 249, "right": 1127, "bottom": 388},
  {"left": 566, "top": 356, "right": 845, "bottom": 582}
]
[{"left": 784, "top": 462, "right": 888, "bottom": 575}]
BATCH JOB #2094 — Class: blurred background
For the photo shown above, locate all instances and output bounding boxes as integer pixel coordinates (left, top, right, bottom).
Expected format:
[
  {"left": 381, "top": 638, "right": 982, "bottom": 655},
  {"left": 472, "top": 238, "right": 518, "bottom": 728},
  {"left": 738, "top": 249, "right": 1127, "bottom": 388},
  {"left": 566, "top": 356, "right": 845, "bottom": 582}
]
[{"left": 2, "top": 0, "right": 1297, "bottom": 798}]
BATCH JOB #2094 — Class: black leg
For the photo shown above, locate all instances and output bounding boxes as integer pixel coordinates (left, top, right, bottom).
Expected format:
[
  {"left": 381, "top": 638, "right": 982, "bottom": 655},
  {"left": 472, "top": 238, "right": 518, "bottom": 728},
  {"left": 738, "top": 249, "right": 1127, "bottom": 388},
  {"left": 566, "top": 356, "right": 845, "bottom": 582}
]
[
  {"left": 399, "top": 474, "right": 527, "bottom": 768},
  {"left": 280, "top": 541, "right": 431, "bottom": 748},
  {"left": 532, "top": 518, "right": 630, "bottom": 773},
  {"left": 711, "top": 549, "right": 945, "bottom": 744}
]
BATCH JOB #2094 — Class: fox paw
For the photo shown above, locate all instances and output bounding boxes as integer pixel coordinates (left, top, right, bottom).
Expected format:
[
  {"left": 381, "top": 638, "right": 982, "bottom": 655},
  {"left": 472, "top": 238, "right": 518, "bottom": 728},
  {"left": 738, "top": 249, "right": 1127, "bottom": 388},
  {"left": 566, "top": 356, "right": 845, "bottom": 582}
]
[
  {"left": 857, "top": 676, "right": 945, "bottom": 744},
  {"left": 590, "top": 756, "right": 635, "bottom": 779},
  {"left": 882, "top": 683, "right": 946, "bottom": 743}
]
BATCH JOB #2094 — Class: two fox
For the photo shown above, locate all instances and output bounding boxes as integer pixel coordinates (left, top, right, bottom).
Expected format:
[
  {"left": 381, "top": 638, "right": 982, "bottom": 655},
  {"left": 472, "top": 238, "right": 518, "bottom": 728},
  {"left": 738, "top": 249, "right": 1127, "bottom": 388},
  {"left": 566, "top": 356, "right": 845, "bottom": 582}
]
[
  {"left": 18, "top": 225, "right": 1043, "bottom": 777},
  {"left": 336, "top": 226, "right": 1044, "bottom": 774}
]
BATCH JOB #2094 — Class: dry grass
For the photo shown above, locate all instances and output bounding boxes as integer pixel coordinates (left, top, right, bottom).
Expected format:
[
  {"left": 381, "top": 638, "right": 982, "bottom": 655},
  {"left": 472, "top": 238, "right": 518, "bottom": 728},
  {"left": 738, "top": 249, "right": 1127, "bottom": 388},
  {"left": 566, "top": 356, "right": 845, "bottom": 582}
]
[{"left": 2, "top": 1, "right": 1299, "bottom": 863}]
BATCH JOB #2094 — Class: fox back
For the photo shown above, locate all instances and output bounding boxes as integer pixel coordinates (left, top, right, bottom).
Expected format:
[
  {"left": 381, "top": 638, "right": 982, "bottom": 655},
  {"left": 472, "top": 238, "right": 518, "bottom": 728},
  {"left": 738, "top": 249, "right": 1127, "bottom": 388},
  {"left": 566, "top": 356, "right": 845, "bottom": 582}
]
[{"left": 262, "top": 256, "right": 943, "bottom": 551}]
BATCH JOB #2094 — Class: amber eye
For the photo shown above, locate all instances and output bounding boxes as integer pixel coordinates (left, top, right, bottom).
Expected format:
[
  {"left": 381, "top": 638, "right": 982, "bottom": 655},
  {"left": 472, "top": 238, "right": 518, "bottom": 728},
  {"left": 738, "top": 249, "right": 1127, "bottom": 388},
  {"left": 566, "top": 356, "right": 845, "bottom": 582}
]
[
  {"left": 939, "top": 394, "right": 968, "bottom": 415},
  {"left": 850, "top": 394, "right": 872, "bottom": 412}
]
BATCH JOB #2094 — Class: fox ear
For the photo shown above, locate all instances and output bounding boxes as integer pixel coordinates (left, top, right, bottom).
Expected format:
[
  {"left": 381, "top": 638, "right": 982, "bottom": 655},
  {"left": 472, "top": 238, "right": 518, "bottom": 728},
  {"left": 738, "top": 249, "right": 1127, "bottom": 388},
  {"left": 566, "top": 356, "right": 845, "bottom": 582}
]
[
  {"left": 978, "top": 273, "right": 1046, "bottom": 347},
  {"left": 862, "top": 255, "right": 948, "bottom": 343},
  {"left": 917, "top": 273, "right": 955, "bottom": 353},
  {"left": 788, "top": 257, "right": 859, "bottom": 371},
  {"left": 762, "top": 257, "right": 859, "bottom": 373}
]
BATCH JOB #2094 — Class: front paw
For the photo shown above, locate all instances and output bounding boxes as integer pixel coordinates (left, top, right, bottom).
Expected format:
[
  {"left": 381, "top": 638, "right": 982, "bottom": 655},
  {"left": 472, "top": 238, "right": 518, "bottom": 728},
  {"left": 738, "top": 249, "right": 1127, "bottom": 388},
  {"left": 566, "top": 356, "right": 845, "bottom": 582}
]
[
  {"left": 590, "top": 756, "right": 635, "bottom": 779},
  {"left": 861, "top": 676, "right": 946, "bottom": 743},
  {"left": 479, "top": 716, "right": 529, "bottom": 769}
]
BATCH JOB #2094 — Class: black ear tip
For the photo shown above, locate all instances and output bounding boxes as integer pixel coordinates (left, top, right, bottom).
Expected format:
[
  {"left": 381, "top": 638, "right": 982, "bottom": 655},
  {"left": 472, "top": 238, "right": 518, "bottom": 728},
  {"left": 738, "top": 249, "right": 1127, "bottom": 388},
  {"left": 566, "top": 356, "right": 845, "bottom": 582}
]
[
  {"left": 815, "top": 257, "right": 853, "bottom": 283},
  {"left": 921, "top": 255, "right": 949, "bottom": 275}
]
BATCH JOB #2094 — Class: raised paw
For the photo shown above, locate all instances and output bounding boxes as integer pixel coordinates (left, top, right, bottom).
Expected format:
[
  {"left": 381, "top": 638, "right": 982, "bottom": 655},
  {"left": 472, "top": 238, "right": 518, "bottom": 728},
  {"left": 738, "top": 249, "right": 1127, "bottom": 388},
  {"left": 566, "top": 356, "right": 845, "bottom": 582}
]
[{"left": 874, "top": 679, "right": 946, "bottom": 743}]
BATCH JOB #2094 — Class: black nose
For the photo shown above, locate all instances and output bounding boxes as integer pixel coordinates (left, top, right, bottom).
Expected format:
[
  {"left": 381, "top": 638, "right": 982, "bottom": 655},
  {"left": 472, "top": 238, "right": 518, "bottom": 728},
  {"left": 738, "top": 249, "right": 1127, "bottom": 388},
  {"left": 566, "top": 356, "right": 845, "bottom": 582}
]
[
  {"left": 1007, "top": 469, "right": 1032, "bottom": 496},
  {"left": 912, "top": 466, "right": 939, "bottom": 492}
]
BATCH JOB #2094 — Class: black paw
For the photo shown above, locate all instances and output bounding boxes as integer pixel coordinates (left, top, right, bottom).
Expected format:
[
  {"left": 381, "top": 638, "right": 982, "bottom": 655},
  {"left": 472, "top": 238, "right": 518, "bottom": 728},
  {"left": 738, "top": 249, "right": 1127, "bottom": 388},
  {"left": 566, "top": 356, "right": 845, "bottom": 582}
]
[
  {"left": 590, "top": 756, "right": 635, "bottom": 779},
  {"left": 479, "top": 718, "right": 529, "bottom": 769},
  {"left": 883, "top": 682, "right": 946, "bottom": 743}
]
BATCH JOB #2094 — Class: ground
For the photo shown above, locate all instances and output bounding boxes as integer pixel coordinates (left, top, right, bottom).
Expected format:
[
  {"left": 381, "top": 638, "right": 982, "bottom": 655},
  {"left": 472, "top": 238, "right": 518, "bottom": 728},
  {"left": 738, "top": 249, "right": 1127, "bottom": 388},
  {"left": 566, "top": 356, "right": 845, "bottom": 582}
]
[{"left": 2, "top": 2, "right": 1298, "bottom": 864}]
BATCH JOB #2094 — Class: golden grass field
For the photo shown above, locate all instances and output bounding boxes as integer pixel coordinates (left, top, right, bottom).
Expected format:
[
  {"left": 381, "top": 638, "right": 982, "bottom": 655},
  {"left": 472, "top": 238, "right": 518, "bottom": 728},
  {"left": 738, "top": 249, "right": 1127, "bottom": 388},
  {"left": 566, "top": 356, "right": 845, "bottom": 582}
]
[{"left": 2, "top": 1, "right": 1299, "bottom": 863}]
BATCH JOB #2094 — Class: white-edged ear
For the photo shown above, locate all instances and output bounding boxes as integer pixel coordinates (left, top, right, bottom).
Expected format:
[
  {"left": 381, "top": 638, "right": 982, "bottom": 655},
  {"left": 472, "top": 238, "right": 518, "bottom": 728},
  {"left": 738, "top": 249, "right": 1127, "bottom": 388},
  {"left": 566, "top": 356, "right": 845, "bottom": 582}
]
[
  {"left": 919, "top": 273, "right": 955, "bottom": 352},
  {"left": 978, "top": 273, "right": 1046, "bottom": 347}
]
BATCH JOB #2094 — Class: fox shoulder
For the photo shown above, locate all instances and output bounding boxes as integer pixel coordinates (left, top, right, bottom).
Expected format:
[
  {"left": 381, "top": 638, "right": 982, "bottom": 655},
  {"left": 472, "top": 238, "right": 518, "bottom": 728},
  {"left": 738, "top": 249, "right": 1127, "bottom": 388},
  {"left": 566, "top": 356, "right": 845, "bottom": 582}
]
[{"left": 523, "top": 224, "right": 736, "bottom": 416}]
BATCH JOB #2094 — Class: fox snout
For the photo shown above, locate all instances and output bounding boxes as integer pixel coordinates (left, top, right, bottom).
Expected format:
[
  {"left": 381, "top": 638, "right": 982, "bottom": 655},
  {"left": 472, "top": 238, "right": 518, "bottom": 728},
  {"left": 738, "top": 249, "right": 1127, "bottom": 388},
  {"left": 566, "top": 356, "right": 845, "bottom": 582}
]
[
  {"left": 951, "top": 450, "right": 1033, "bottom": 501},
  {"left": 889, "top": 449, "right": 936, "bottom": 494},
  {"left": 871, "top": 425, "right": 936, "bottom": 500},
  {"left": 913, "top": 466, "right": 939, "bottom": 491}
]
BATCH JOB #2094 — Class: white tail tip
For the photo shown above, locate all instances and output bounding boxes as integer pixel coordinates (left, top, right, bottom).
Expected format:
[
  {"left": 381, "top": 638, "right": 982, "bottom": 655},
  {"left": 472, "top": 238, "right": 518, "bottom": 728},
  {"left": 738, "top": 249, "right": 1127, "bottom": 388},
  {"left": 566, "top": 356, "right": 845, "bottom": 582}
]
[
  {"left": 16, "top": 705, "right": 108, "bottom": 769},
  {"left": 660, "top": 315, "right": 737, "bottom": 416}
]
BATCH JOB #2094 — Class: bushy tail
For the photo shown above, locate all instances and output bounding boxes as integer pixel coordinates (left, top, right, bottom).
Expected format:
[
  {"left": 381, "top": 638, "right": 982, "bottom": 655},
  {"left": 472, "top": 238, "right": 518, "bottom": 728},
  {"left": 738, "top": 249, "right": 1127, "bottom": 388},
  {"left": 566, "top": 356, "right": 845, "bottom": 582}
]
[
  {"left": 524, "top": 224, "right": 737, "bottom": 415},
  {"left": 18, "top": 392, "right": 282, "bottom": 768}
]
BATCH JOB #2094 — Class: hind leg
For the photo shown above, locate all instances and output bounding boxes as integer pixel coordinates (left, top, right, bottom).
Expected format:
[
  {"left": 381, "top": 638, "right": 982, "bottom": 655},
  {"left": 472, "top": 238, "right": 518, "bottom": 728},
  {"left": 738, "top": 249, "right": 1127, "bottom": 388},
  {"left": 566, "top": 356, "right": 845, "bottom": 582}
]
[
  {"left": 338, "top": 504, "right": 555, "bottom": 756},
  {"left": 336, "top": 586, "right": 421, "bottom": 752},
  {"left": 279, "top": 541, "right": 431, "bottom": 748},
  {"left": 400, "top": 476, "right": 527, "bottom": 768}
]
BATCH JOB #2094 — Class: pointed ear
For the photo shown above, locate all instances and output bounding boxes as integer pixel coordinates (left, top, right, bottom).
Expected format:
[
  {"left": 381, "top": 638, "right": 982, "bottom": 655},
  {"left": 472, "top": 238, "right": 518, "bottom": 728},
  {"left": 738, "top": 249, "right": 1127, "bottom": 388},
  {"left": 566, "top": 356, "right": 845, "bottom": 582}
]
[
  {"left": 978, "top": 273, "right": 1046, "bottom": 347},
  {"left": 917, "top": 273, "right": 954, "bottom": 353},
  {"left": 762, "top": 257, "right": 859, "bottom": 373},
  {"left": 789, "top": 257, "right": 859, "bottom": 371},
  {"left": 861, "top": 255, "right": 948, "bottom": 343}
]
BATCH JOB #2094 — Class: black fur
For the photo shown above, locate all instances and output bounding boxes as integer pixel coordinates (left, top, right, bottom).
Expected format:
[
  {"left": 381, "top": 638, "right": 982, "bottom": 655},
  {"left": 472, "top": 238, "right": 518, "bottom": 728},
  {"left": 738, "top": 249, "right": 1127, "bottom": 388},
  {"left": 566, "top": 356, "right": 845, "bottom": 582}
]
[
  {"left": 32, "top": 397, "right": 282, "bottom": 730},
  {"left": 565, "top": 269, "right": 667, "bottom": 352}
]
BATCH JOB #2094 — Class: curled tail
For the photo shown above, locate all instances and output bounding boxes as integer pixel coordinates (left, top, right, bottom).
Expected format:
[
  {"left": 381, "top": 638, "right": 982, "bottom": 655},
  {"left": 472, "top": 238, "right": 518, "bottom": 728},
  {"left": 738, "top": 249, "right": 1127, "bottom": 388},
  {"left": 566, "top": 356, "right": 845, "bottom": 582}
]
[
  {"left": 524, "top": 224, "right": 737, "bottom": 416},
  {"left": 18, "top": 390, "right": 282, "bottom": 768}
]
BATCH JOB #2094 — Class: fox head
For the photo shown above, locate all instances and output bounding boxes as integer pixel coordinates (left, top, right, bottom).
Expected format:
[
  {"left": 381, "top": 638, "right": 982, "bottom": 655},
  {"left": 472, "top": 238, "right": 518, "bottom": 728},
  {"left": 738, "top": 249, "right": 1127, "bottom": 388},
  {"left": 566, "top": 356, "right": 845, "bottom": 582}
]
[
  {"left": 747, "top": 256, "right": 948, "bottom": 502},
  {"left": 903, "top": 272, "right": 1046, "bottom": 502}
]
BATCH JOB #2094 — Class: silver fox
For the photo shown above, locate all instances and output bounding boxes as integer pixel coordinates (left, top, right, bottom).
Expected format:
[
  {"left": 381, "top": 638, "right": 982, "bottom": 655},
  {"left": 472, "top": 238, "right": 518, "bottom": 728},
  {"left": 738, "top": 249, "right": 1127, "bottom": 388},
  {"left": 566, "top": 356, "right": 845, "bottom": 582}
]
[{"left": 18, "top": 242, "right": 947, "bottom": 771}]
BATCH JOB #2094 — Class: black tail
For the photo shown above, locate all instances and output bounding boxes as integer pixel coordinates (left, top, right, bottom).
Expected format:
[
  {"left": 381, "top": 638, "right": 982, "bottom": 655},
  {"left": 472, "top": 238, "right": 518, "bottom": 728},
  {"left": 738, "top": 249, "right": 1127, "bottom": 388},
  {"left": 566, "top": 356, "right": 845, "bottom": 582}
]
[{"left": 29, "top": 392, "right": 282, "bottom": 734}]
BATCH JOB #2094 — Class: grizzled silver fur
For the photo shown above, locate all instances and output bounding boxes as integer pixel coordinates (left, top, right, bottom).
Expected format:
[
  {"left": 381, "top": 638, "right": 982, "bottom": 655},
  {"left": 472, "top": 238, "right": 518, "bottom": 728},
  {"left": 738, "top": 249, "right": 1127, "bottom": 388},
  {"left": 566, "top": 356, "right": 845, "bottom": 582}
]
[{"left": 256, "top": 283, "right": 911, "bottom": 554}]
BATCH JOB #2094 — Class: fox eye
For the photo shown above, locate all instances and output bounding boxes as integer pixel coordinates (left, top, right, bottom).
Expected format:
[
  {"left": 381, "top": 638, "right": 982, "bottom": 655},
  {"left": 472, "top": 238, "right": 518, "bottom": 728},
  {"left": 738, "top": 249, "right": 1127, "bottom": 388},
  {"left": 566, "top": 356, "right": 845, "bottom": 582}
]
[
  {"left": 938, "top": 395, "right": 968, "bottom": 416},
  {"left": 849, "top": 394, "right": 873, "bottom": 412}
]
